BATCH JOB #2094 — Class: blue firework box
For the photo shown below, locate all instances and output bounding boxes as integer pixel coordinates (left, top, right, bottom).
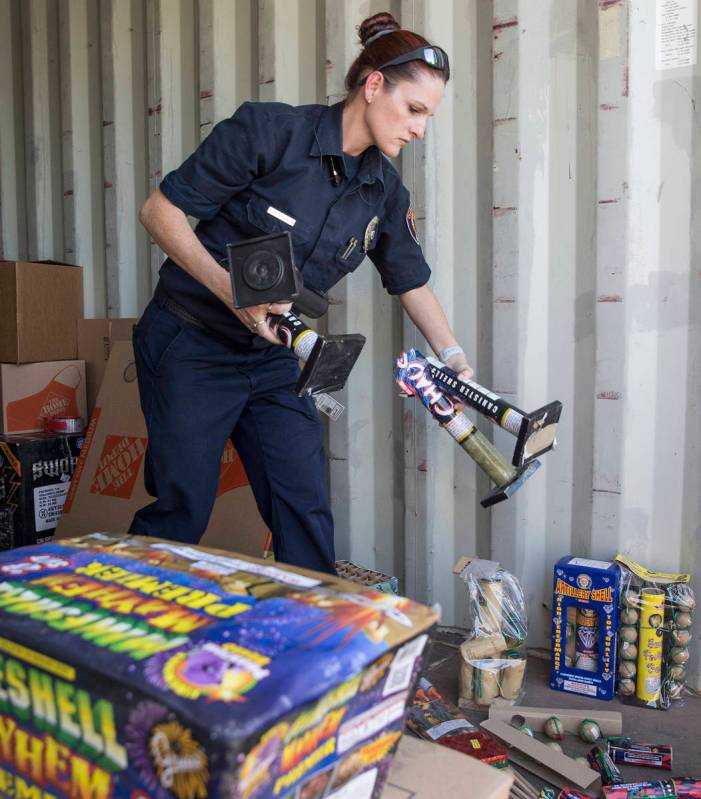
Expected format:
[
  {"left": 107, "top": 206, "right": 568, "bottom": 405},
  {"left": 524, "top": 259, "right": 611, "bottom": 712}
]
[
  {"left": 550, "top": 556, "right": 621, "bottom": 700},
  {"left": 0, "top": 533, "right": 437, "bottom": 799}
]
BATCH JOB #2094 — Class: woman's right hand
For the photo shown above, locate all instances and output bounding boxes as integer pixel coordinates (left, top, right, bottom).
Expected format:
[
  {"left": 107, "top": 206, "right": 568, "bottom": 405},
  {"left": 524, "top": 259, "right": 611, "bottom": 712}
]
[{"left": 233, "top": 301, "right": 293, "bottom": 344}]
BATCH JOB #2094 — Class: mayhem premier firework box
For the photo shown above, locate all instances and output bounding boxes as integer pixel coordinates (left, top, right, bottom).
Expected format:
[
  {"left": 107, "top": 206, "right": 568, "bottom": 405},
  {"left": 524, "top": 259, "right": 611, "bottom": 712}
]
[
  {"left": 550, "top": 556, "right": 621, "bottom": 700},
  {"left": 0, "top": 432, "right": 84, "bottom": 550},
  {"left": 0, "top": 361, "right": 87, "bottom": 434},
  {"left": 56, "top": 342, "right": 268, "bottom": 557},
  {"left": 76, "top": 318, "right": 137, "bottom": 414},
  {"left": 0, "top": 260, "right": 83, "bottom": 363},
  {"left": 0, "top": 533, "right": 437, "bottom": 799}
]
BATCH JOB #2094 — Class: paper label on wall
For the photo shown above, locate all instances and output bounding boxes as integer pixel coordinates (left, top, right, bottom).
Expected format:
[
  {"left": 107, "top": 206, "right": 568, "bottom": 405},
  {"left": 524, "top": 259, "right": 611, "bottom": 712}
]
[
  {"left": 34, "top": 482, "right": 70, "bottom": 532},
  {"left": 656, "top": 0, "right": 698, "bottom": 70}
]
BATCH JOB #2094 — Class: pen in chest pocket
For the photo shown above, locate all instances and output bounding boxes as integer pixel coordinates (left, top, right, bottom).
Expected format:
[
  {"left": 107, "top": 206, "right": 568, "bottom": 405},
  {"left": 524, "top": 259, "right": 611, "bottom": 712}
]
[{"left": 341, "top": 237, "right": 358, "bottom": 260}]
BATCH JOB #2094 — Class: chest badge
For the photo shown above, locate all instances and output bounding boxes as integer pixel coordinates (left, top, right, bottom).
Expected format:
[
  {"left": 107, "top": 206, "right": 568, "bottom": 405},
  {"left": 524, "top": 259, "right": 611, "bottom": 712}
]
[{"left": 363, "top": 216, "right": 380, "bottom": 252}]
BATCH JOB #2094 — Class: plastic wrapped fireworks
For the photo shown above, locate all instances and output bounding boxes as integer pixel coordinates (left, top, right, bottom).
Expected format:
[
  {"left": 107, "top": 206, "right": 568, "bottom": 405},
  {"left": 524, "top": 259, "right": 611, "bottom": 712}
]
[
  {"left": 615, "top": 554, "right": 695, "bottom": 710},
  {"left": 406, "top": 677, "right": 509, "bottom": 767},
  {"left": 454, "top": 557, "right": 528, "bottom": 707}
]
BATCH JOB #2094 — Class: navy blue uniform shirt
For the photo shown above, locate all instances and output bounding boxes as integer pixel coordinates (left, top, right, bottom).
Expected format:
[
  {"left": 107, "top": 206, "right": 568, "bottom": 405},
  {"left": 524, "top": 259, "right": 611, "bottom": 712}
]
[{"left": 158, "top": 100, "right": 431, "bottom": 347}]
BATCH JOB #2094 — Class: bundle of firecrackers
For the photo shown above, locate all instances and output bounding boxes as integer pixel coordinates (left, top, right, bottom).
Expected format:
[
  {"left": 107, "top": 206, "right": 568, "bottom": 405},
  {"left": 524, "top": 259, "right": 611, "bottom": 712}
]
[
  {"left": 454, "top": 557, "right": 528, "bottom": 707},
  {"left": 614, "top": 554, "right": 695, "bottom": 709},
  {"left": 406, "top": 676, "right": 509, "bottom": 767}
]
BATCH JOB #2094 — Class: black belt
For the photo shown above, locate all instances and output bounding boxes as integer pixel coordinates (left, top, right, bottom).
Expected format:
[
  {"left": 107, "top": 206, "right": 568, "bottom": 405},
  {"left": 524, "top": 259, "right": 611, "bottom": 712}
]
[{"left": 154, "top": 284, "right": 206, "bottom": 330}]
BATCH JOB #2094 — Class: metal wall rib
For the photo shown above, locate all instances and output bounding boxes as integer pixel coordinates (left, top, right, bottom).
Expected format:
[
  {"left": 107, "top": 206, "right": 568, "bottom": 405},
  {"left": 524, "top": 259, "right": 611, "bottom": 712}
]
[{"left": 0, "top": 0, "right": 699, "bottom": 687}]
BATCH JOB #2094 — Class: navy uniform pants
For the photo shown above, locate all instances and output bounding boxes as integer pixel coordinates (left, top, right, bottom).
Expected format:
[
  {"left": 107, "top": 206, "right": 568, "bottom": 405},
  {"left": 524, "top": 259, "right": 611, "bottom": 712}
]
[{"left": 128, "top": 300, "right": 335, "bottom": 574}]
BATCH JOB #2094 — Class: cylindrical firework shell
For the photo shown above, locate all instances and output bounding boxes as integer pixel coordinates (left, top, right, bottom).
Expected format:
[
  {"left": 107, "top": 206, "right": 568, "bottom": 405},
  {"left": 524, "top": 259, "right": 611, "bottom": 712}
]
[
  {"left": 618, "top": 677, "right": 635, "bottom": 696},
  {"left": 459, "top": 657, "right": 474, "bottom": 704},
  {"left": 499, "top": 656, "right": 526, "bottom": 700},
  {"left": 671, "top": 628, "right": 691, "bottom": 646},
  {"left": 674, "top": 610, "right": 693, "bottom": 629},
  {"left": 619, "top": 641, "right": 638, "bottom": 661},
  {"left": 544, "top": 715, "right": 564, "bottom": 740},
  {"left": 473, "top": 662, "right": 501, "bottom": 705},
  {"left": 619, "top": 660, "right": 636, "bottom": 679},
  {"left": 668, "top": 646, "right": 689, "bottom": 665},
  {"left": 457, "top": 427, "right": 517, "bottom": 486},
  {"left": 477, "top": 579, "right": 503, "bottom": 635},
  {"left": 619, "top": 607, "right": 639, "bottom": 626},
  {"left": 636, "top": 588, "right": 665, "bottom": 702},
  {"left": 460, "top": 633, "right": 507, "bottom": 660},
  {"left": 667, "top": 663, "right": 687, "bottom": 681},
  {"left": 619, "top": 625, "right": 638, "bottom": 643},
  {"left": 575, "top": 608, "right": 599, "bottom": 671}
]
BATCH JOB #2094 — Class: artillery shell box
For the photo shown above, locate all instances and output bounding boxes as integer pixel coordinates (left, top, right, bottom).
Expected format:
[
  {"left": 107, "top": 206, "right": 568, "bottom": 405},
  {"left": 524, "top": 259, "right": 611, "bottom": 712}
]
[
  {"left": 0, "top": 533, "right": 436, "bottom": 799},
  {"left": 0, "top": 432, "right": 84, "bottom": 550},
  {"left": 550, "top": 556, "right": 621, "bottom": 700}
]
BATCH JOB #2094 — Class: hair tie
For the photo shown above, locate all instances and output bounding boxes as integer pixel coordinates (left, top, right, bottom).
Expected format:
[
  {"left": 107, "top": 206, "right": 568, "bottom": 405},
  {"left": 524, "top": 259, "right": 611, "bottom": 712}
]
[{"left": 364, "top": 27, "right": 396, "bottom": 46}]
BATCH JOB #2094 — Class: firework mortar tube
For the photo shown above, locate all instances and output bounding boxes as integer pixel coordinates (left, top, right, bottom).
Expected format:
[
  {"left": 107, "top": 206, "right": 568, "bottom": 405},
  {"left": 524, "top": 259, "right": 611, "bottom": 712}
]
[
  {"left": 394, "top": 349, "right": 541, "bottom": 507},
  {"left": 426, "top": 359, "right": 562, "bottom": 467},
  {"left": 269, "top": 312, "right": 365, "bottom": 397}
]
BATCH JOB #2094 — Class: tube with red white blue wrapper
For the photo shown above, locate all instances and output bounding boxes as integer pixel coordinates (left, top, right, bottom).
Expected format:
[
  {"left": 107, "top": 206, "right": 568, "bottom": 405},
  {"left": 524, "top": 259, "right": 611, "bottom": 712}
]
[{"left": 394, "top": 350, "right": 543, "bottom": 507}]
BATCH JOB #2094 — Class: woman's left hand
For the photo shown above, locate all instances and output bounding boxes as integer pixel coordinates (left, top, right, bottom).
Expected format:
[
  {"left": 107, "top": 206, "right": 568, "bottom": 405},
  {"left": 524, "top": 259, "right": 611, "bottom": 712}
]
[{"left": 445, "top": 353, "right": 474, "bottom": 382}]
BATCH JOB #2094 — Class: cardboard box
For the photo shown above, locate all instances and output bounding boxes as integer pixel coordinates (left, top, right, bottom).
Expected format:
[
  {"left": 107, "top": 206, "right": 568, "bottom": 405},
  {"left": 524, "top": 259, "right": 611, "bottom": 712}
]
[
  {"left": 57, "top": 341, "right": 268, "bottom": 556},
  {"left": 0, "top": 260, "right": 83, "bottom": 363},
  {"left": 383, "top": 735, "right": 513, "bottom": 799},
  {"left": 550, "top": 556, "right": 622, "bottom": 700},
  {"left": 0, "top": 360, "right": 87, "bottom": 434},
  {"left": 0, "top": 432, "right": 85, "bottom": 550},
  {"left": 77, "top": 318, "right": 137, "bottom": 414},
  {"left": 0, "top": 533, "right": 438, "bottom": 798}
]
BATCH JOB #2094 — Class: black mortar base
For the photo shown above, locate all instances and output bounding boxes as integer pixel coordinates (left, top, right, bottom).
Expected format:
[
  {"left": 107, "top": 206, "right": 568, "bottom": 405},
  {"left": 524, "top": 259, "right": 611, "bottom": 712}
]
[
  {"left": 295, "top": 334, "right": 366, "bottom": 396},
  {"left": 480, "top": 458, "right": 541, "bottom": 508},
  {"left": 513, "top": 400, "right": 563, "bottom": 467}
]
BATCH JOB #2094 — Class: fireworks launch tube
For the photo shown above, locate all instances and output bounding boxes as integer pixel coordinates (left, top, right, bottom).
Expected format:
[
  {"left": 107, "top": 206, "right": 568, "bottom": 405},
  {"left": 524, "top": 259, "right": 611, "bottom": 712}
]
[
  {"left": 269, "top": 312, "right": 365, "bottom": 397},
  {"left": 426, "top": 358, "right": 562, "bottom": 468},
  {"left": 395, "top": 349, "right": 541, "bottom": 508}
]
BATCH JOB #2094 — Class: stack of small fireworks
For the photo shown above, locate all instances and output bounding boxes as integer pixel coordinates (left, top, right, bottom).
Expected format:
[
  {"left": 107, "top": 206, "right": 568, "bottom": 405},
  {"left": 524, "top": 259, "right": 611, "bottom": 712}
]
[
  {"left": 615, "top": 554, "right": 695, "bottom": 709},
  {"left": 454, "top": 557, "right": 528, "bottom": 707},
  {"left": 406, "top": 677, "right": 509, "bottom": 767},
  {"left": 335, "top": 559, "right": 399, "bottom": 595},
  {"left": 606, "top": 737, "right": 672, "bottom": 769},
  {"left": 603, "top": 779, "right": 701, "bottom": 798},
  {"left": 587, "top": 743, "right": 623, "bottom": 786},
  {"left": 550, "top": 556, "right": 622, "bottom": 700}
]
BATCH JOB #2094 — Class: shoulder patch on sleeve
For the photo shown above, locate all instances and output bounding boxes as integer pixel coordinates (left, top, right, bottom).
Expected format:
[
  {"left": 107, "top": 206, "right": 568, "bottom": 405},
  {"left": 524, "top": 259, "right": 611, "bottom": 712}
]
[{"left": 406, "top": 206, "right": 420, "bottom": 245}]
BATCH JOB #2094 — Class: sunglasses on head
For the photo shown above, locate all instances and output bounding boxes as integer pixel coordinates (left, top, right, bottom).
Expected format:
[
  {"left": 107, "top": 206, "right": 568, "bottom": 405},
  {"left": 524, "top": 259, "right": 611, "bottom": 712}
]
[
  {"left": 358, "top": 45, "right": 450, "bottom": 85},
  {"left": 377, "top": 45, "right": 449, "bottom": 73}
]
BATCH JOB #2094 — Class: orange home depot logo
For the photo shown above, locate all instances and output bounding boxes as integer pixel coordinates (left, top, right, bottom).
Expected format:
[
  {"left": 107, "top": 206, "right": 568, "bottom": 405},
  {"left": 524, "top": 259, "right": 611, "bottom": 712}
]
[
  {"left": 217, "top": 441, "right": 249, "bottom": 496},
  {"left": 90, "top": 435, "right": 148, "bottom": 499},
  {"left": 6, "top": 366, "right": 80, "bottom": 432}
]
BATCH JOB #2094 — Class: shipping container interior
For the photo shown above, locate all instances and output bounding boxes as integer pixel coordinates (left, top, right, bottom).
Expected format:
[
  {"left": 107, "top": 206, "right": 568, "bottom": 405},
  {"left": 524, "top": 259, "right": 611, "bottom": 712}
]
[{"left": 0, "top": 0, "right": 699, "bottom": 690}]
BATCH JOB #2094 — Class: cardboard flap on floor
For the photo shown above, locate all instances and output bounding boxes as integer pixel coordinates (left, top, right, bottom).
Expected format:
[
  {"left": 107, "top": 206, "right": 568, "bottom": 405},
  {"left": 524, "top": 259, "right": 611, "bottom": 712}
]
[
  {"left": 383, "top": 735, "right": 513, "bottom": 799},
  {"left": 488, "top": 705, "right": 623, "bottom": 735},
  {"left": 481, "top": 719, "right": 601, "bottom": 792}
]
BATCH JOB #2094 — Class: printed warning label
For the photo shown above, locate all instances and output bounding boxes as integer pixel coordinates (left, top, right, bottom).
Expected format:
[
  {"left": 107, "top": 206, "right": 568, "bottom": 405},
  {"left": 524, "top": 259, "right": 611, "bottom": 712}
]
[{"left": 34, "top": 482, "right": 70, "bottom": 532}]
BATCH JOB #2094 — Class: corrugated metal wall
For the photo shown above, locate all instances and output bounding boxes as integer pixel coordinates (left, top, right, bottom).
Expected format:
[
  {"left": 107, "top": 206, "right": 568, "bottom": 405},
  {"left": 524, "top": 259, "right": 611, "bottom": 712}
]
[{"left": 2, "top": 0, "right": 700, "bottom": 685}]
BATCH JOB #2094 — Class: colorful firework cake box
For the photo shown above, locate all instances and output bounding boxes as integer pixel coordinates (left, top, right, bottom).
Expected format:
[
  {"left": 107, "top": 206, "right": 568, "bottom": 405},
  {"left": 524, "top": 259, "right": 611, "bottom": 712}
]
[{"left": 0, "top": 533, "right": 438, "bottom": 799}]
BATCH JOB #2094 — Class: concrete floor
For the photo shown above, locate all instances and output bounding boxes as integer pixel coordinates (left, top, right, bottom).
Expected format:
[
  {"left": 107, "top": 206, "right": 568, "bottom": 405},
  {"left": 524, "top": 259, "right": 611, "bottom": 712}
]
[{"left": 425, "top": 627, "right": 701, "bottom": 785}]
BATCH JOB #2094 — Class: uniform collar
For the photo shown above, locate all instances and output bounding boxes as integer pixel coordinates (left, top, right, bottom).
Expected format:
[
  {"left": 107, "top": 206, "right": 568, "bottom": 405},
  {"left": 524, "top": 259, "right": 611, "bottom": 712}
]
[{"left": 310, "top": 101, "right": 385, "bottom": 188}]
